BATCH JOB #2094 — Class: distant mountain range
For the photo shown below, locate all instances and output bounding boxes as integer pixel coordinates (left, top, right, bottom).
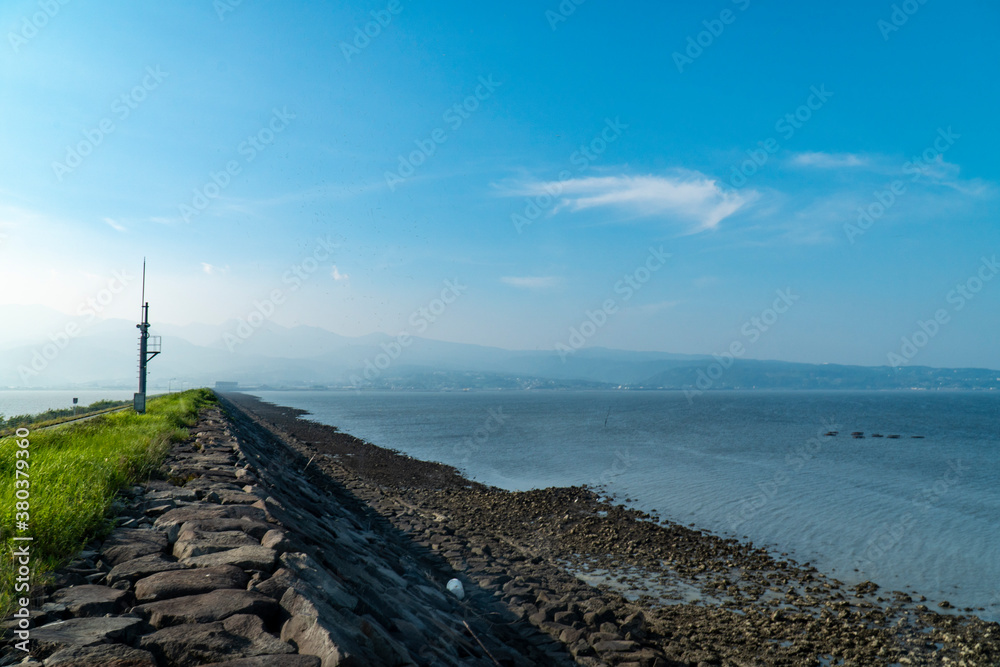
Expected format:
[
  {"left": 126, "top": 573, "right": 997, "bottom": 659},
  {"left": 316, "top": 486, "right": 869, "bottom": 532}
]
[{"left": 1, "top": 305, "right": 997, "bottom": 391}]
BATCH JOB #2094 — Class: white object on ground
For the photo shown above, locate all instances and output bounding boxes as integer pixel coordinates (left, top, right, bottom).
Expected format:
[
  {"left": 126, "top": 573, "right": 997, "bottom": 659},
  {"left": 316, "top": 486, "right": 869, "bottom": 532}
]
[{"left": 446, "top": 578, "right": 465, "bottom": 600}]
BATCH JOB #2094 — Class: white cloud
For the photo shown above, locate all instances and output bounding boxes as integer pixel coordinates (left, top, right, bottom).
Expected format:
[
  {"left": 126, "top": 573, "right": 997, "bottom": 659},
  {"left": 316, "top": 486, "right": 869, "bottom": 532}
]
[
  {"left": 500, "top": 275, "right": 561, "bottom": 289},
  {"left": 331, "top": 265, "right": 349, "bottom": 281},
  {"left": 103, "top": 217, "right": 127, "bottom": 232},
  {"left": 513, "top": 171, "right": 752, "bottom": 232},
  {"left": 201, "top": 262, "right": 229, "bottom": 275},
  {"left": 791, "top": 152, "right": 869, "bottom": 169}
]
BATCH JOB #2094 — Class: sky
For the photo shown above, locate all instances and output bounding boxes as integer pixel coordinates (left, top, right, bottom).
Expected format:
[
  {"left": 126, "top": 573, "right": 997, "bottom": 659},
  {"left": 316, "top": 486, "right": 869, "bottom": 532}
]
[{"left": 1, "top": 0, "right": 998, "bottom": 369}]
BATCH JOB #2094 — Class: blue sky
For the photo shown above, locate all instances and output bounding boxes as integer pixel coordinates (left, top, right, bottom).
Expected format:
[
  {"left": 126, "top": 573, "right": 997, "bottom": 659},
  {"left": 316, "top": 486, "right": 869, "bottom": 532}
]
[{"left": 1, "top": 0, "right": 998, "bottom": 368}]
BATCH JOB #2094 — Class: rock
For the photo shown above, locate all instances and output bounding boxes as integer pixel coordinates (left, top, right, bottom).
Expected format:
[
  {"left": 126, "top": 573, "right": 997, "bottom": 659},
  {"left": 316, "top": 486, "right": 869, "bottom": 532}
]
[
  {"left": 220, "top": 614, "right": 297, "bottom": 656},
  {"left": 136, "top": 589, "right": 279, "bottom": 628},
  {"left": 248, "top": 568, "right": 300, "bottom": 600},
  {"left": 214, "top": 490, "right": 265, "bottom": 505},
  {"left": 854, "top": 581, "right": 879, "bottom": 595},
  {"left": 201, "top": 656, "right": 320, "bottom": 667},
  {"left": 173, "top": 530, "right": 260, "bottom": 559},
  {"left": 147, "top": 488, "right": 199, "bottom": 503},
  {"left": 139, "top": 615, "right": 295, "bottom": 667},
  {"left": 279, "top": 587, "right": 375, "bottom": 665},
  {"left": 100, "top": 529, "right": 169, "bottom": 566},
  {"left": 593, "top": 639, "right": 639, "bottom": 652},
  {"left": 50, "top": 585, "right": 132, "bottom": 617},
  {"left": 260, "top": 529, "right": 295, "bottom": 553},
  {"left": 30, "top": 617, "right": 145, "bottom": 659},
  {"left": 106, "top": 553, "right": 189, "bottom": 585},
  {"left": 277, "top": 553, "right": 358, "bottom": 611},
  {"left": 134, "top": 565, "right": 250, "bottom": 602},
  {"left": 182, "top": 546, "right": 278, "bottom": 572},
  {"left": 43, "top": 643, "right": 157, "bottom": 666},
  {"left": 178, "top": 518, "right": 274, "bottom": 541},
  {"left": 155, "top": 506, "right": 268, "bottom": 542}
]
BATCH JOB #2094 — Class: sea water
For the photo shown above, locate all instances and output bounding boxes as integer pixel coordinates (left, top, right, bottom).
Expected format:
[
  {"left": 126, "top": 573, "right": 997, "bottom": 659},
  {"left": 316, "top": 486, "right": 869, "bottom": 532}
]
[
  {"left": 252, "top": 390, "right": 999, "bottom": 619},
  {"left": 0, "top": 390, "right": 137, "bottom": 420}
]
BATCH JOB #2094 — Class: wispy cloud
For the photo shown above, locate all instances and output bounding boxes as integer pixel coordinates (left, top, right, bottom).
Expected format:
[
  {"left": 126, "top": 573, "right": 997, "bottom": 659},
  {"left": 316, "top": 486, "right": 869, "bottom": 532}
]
[
  {"left": 201, "top": 262, "right": 229, "bottom": 275},
  {"left": 103, "top": 217, "right": 127, "bottom": 232},
  {"left": 331, "top": 265, "right": 349, "bottom": 281},
  {"left": 510, "top": 171, "right": 753, "bottom": 232},
  {"left": 906, "top": 156, "right": 993, "bottom": 196},
  {"left": 791, "top": 152, "right": 869, "bottom": 169},
  {"left": 500, "top": 275, "right": 562, "bottom": 289}
]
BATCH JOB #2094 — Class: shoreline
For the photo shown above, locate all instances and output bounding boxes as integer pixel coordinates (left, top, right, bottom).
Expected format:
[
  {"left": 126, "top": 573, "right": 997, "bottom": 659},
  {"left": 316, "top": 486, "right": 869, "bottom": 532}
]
[{"left": 220, "top": 391, "right": 1000, "bottom": 666}]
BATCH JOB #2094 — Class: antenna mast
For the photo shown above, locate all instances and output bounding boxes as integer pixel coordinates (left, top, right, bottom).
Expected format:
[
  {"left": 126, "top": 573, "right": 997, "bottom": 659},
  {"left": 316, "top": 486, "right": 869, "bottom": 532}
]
[{"left": 135, "top": 259, "right": 161, "bottom": 414}]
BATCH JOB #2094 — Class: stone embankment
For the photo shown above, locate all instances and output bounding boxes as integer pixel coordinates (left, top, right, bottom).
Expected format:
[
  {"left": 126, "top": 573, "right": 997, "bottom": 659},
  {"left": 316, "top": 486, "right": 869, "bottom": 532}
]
[{"left": 3, "top": 405, "right": 569, "bottom": 666}]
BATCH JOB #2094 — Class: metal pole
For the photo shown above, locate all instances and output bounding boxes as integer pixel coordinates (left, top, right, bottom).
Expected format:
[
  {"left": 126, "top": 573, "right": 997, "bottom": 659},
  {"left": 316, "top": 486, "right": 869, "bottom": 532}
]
[{"left": 138, "top": 302, "right": 149, "bottom": 396}]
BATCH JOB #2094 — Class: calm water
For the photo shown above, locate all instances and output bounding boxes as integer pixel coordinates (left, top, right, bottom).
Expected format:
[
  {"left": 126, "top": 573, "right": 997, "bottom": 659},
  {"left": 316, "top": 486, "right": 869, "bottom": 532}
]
[
  {"left": 0, "top": 390, "right": 138, "bottom": 419},
  {"left": 249, "top": 389, "right": 1000, "bottom": 620}
]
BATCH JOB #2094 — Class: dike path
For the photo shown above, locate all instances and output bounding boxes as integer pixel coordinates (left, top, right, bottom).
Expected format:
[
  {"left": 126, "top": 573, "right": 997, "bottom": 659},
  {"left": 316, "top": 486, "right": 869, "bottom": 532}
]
[{"left": 4, "top": 393, "right": 999, "bottom": 666}]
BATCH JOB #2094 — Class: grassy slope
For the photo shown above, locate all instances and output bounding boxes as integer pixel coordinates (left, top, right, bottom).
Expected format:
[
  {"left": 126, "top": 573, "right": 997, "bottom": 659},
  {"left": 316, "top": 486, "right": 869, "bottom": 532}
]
[{"left": 0, "top": 389, "right": 213, "bottom": 614}]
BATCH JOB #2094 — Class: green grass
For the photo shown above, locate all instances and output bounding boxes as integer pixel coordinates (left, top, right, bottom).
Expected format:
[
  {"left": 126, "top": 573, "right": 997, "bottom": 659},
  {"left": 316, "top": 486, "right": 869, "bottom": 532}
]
[{"left": 0, "top": 389, "right": 214, "bottom": 616}]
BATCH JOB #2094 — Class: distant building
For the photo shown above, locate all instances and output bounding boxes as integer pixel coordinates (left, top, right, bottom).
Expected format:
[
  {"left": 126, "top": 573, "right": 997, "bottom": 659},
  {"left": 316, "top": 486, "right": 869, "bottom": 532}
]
[{"left": 214, "top": 381, "right": 239, "bottom": 392}]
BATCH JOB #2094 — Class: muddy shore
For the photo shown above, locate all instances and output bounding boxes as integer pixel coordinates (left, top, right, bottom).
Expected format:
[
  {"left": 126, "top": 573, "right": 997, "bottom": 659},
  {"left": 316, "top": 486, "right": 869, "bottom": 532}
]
[{"left": 220, "top": 391, "right": 1000, "bottom": 666}]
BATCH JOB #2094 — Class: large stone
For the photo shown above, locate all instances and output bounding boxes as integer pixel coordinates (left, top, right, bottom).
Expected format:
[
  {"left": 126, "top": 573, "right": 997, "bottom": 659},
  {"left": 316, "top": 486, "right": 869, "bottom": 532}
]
[
  {"left": 201, "top": 656, "right": 320, "bottom": 667},
  {"left": 139, "top": 615, "right": 294, "bottom": 667},
  {"left": 211, "top": 489, "right": 264, "bottom": 505},
  {"left": 155, "top": 506, "right": 268, "bottom": 542},
  {"left": 183, "top": 546, "right": 278, "bottom": 572},
  {"left": 44, "top": 643, "right": 157, "bottom": 666},
  {"left": 261, "top": 529, "right": 296, "bottom": 554},
  {"left": 279, "top": 587, "right": 375, "bottom": 666},
  {"left": 31, "top": 617, "right": 145, "bottom": 659},
  {"left": 51, "top": 585, "right": 132, "bottom": 617},
  {"left": 146, "top": 487, "right": 199, "bottom": 502},
  {"left": 249, "top": 568, "right": 300, "bottom": 600},
  {"left": 134, "top": 565, "right": 250, "bottom": 602},
  {"left": 278, "top": 553, "right": 358, "bottom": 612},
  {"left": 173, "top": 530, "right": 260, "bottom": 559},
  {"left": 106, "top": 553, "right": 189, "bottom": 585},
  {"left": 101, "top": 529, "right": 169, "bottom": 566},
  {"left": 136, "top": 589, "right": 279, "bottom": 628},
  {"left": 178, "top": 518, "right": 274, "bottom": 540}
]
